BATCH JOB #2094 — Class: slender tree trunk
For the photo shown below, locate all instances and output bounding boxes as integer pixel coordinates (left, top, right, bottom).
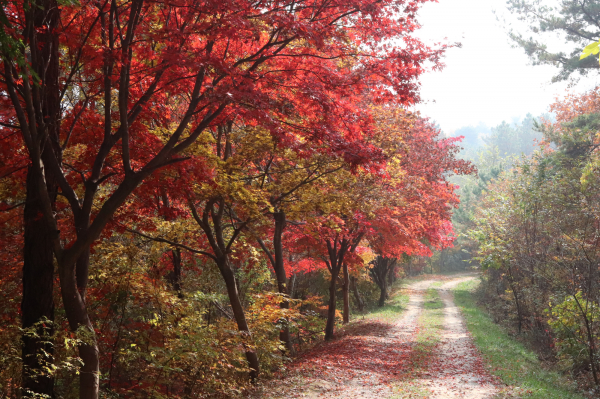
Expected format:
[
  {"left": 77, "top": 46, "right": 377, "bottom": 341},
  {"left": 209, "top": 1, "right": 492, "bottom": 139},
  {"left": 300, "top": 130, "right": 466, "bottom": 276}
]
[
  {"left": 507, "top": 266, "right": 523, "bottom": 334},
  {"left": 378, "top": 278, "right": 387, "bottom": 308},
  {"left": 514, "top": 293, "right": 522, "bottom": 333},
  {"left": 342, "top": 263, "right": 350, "bottom": 324},
  {"left": 324, "top": 237, "right": 352, "bottom": 341},
  {"left": 256, "top": 211, "right": 294, "bottom": 354},
  {"left": 168, "top": 249, "right": 183, "bottom": 298},
  {"left": 50, "top": 212, "right": 99, "bottom": 399},
  {"left": 573, "top": 295, "right": 600, "bottom": 386},
  {"left": 325, "top": 269, "right": 339, "bottom": 340},
  {"left": 350, "top": 276, "right": 364, "bottom": 311},
  {"left": 191, "top": 198, "right": 260, "bottom": 379},
  {"left": 70, "top": 211, "right": 103, "bottom": 399},
  {"left": 289, "top": 273, "right": 297, "bottom": 299},
  {"left": 217, "top": 257, "right": 260, "bottom": 379},
  {"left": 160, "top": 192, "right": 184, "bottom": 298},
  {"left": 387, "top": 259, "right": 397, "bottom": 293},
  {"left": 323, "top": 235, "right": 359, "bottom": 339},
  {"left": 272, "top": 212, "right": 294, "bottom": 354},
  {"left": 58, "top": 260, "right": 99, "bottom": 399}
]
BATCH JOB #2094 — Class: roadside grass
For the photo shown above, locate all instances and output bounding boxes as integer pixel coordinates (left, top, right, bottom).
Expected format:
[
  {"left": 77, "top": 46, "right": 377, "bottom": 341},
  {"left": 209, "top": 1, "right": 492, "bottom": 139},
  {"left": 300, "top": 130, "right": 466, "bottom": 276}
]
[
  {"left": 453, "top": 279, "right": 586, "bottom": 399},
  {"left": 352, "top": 283, "right": 409, "bottom": 323},
  {"left": 392, "top": 288, "right": 444, "bottom": 399}
]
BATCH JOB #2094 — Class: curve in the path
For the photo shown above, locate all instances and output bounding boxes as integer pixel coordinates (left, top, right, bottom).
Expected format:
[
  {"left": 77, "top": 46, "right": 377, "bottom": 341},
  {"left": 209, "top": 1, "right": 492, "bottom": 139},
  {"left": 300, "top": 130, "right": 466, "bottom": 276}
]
[{"left": 257, "top": 274, "right": 499, "bottom": 399}]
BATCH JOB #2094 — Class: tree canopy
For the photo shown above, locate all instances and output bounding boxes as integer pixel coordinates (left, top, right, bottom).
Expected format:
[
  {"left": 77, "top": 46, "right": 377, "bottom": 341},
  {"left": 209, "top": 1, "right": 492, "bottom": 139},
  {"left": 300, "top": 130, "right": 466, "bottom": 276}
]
[{"left": 0, "top": 0, "right": 474, "bottom": 398}]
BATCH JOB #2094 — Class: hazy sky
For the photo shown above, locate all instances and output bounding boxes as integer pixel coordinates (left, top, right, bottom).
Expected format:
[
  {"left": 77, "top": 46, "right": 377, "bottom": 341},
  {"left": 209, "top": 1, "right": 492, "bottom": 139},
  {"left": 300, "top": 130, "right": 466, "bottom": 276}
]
[{"left": 412, "top": 0, "right": 600, "bottom": 134}]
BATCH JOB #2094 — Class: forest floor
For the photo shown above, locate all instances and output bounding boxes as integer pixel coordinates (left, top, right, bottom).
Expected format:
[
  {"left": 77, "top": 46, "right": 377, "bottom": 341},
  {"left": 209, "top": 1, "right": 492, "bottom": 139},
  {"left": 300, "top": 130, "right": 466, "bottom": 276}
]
[{"left": 253, "top": 273, "right": 501, "bottom": 399}]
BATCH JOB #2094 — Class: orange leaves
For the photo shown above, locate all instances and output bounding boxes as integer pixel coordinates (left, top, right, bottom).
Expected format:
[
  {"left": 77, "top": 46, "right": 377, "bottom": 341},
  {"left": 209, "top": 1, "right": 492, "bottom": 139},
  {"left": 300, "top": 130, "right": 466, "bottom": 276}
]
[{"left": 550, "top": 87, "right": 600, "bottom": 125}]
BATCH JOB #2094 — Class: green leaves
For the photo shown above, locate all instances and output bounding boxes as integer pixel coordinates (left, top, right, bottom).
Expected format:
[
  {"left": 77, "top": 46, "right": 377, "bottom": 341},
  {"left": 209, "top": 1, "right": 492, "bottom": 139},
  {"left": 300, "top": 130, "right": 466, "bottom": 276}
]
[{"left": 579, "top": 40, "right": 600, "bottom": 64}]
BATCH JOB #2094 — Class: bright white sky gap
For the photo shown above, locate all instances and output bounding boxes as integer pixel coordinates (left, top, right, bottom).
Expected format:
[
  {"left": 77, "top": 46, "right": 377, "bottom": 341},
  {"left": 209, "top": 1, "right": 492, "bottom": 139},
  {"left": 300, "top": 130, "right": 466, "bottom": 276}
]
[{"left": 411, "top": 0, "right": 600, "bottom": 135}]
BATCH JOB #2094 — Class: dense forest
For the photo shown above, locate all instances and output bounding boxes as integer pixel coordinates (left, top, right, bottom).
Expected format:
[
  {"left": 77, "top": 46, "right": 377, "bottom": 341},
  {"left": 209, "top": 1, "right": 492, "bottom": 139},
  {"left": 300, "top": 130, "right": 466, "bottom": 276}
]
[
  {"left": 2, "top": 0, "right": 600, "bottom": 398},
  {"left": 461, "top": 90, "right": 600, "bottom": 392},
  {"left": 0, "top": 0, "right": 474, "bottom": 397}
]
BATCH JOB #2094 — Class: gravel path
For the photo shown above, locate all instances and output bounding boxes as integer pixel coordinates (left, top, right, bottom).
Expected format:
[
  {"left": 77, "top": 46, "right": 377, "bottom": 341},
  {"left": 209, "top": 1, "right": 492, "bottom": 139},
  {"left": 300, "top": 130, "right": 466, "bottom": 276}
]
[
  {"left": 417, "top": 277, "right": 499, "bottom": 399},
  {"left": 256, "top": 274, "right": 499, "bottom": 398}
]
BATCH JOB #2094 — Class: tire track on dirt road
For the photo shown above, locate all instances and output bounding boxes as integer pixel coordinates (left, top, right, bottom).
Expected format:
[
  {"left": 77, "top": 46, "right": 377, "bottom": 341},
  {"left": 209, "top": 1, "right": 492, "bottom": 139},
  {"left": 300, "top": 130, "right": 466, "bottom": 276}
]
[{"left": 417, "top": 277, "right": 499, "bottom": 399}]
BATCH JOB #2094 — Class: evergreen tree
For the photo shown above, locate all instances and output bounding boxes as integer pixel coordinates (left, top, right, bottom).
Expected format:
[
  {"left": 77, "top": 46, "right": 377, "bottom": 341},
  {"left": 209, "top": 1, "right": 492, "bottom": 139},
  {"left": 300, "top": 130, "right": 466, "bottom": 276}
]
[{"left": 506, "top": 0, "right": 600, "bottom": 82}]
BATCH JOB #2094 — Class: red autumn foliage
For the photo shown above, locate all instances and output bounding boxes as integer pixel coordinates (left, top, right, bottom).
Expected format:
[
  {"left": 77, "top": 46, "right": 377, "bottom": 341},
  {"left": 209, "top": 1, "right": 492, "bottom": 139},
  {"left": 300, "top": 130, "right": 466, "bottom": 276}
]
[{"left": 0, "top": 0, "right": 476, "bottom": 397}]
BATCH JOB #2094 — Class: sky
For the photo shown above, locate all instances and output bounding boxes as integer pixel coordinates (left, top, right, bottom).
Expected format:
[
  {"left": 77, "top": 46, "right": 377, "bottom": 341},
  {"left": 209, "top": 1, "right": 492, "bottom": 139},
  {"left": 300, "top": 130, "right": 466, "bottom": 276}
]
[{"left": 411, "top": 0, "right": 600, "bottom": 135}]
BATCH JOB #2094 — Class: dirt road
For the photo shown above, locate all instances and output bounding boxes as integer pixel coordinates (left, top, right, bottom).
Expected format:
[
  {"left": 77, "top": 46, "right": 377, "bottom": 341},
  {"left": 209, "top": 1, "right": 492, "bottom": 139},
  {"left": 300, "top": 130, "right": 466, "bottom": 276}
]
[
  {"left": 257, "top": 274, "right": 499, "bottom": 399},
  {"left": 416, "top": 277, "right": 498, "bottom": 398}
]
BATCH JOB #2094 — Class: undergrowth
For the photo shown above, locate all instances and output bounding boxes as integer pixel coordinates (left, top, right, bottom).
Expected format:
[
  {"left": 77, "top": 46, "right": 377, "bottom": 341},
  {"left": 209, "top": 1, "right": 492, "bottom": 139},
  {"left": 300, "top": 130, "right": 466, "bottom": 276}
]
[
  {"left": 453, "top": 279, "right": 587, "bottom": 399},
  {"left": 352, "top": 284, "right": 410, "bottom": 323}
]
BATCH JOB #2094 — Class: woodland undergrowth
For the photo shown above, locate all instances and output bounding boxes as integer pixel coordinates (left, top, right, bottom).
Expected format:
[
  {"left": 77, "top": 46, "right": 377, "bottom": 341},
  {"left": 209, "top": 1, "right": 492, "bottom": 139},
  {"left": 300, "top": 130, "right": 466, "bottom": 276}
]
[{"left": 455, "top": 279, "right": 588, "bottom": 399}]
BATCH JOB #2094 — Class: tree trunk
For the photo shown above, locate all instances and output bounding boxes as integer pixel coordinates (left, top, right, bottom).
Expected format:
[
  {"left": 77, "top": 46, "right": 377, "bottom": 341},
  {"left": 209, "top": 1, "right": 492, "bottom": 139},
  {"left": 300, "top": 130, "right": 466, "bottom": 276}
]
[
  {"left": 168, "top": 248, "right": 183, "bottom": 298},
  {"left": 350, "top": 276, "right": 364, "bottom": 311},
  {"left": 272, "top": 211, "right": 293, "bottom": 354},
  {"left": 75, "top": 216, "right": 91, "bottom": 300},
  {"left": 22, "top": 168, "right": 56, "bottom": 398},
  {"left": 161, "top": 192, "right": 184, "bottom": 298},
  {"left": 370, "top": 256, "right": 394, "bottom": 307},
  {"left": 21, "top": 1, "right": 61, "bottom": 396},
  {"left": 217, "top": 257, "right": 260, "bottom": 379},
  {"left": 573, "top": 294, "right": 600, "bottom": 386},
  {"left": 289, "top": 273, "right": 297, "bottom": 299},
  {"left": 440, "top": 248, "right": 445, "bottom": 272},
  {"left": 378, "top": 278, "right": 387, "bottom": 307},
  {"left": 58, "top": 261, "right": 99, "bottom": 399},
  {"left": 191, "top": 198, "right": 260, "bottom": 379},
  {"left": 507, "top": 266, "right": 523, "bottom": 334},
  {"left": 325, "top": 270, "right": 339, "bottom": 340},
  {"left": 387, "top": 265, "right": 395, "bottom": 286},
  {"left": 342, "top": 263, "right": 350, "bottom": 324},
  {"left": 323, "top": 236, "right": 358, "bottom": 340}
]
